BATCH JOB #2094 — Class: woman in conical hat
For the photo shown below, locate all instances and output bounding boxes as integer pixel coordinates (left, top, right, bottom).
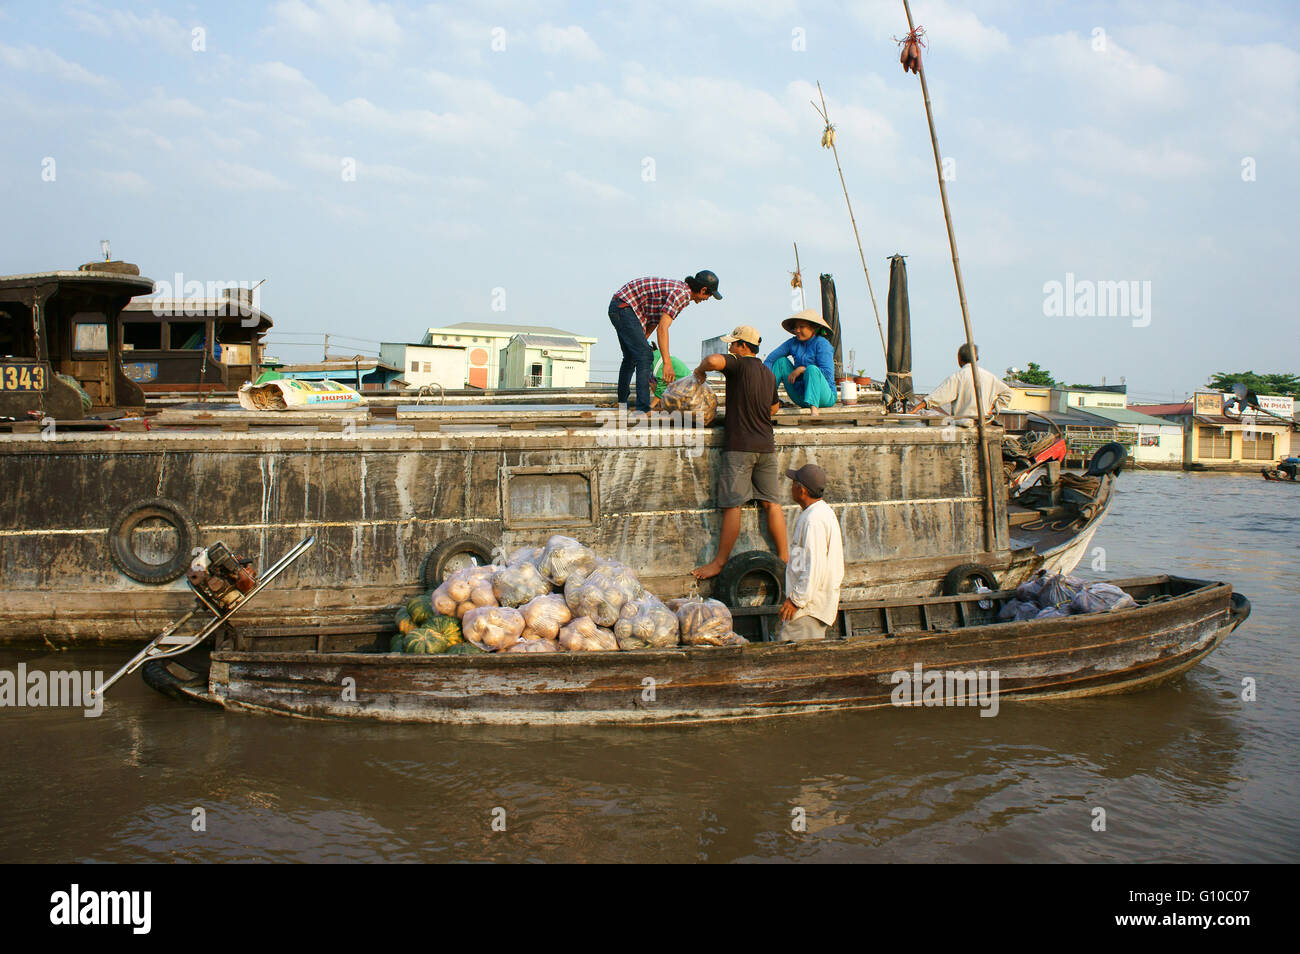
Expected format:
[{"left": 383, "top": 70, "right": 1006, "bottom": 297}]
[{"left": 763, "top": 308, "right": 838, "bottom": 409}]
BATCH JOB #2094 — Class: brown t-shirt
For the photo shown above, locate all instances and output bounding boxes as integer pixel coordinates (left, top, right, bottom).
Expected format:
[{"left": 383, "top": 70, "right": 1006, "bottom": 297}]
[{"left": 721, "top": 354, "right": 778, "bottom": 453}]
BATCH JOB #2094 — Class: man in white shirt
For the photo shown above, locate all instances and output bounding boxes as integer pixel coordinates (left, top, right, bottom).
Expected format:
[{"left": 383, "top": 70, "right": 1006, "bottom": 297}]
[
  {"left": 922, "top": 343, "right": 1012, "bottom": 424},
  {"left": 779, "top": 463, "right": 845, "bottom": 641}
]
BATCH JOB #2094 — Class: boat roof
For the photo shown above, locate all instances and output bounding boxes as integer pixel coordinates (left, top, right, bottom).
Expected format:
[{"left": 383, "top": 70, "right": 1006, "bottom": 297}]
[
  {"left": 0, "top": 270, "right": 155, "bottom": 295},
  {"left": 123, "top": 298, "right": 273, "bottom": 331}
]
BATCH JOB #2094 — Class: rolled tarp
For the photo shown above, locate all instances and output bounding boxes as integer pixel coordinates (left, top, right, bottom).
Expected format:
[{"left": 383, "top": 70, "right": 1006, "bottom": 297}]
[
  {"left": 819, "top": 273, "right": 844, "bottom": 381},
  {"left": 884, "top": 254, "right": 913, "bottom": 411}
]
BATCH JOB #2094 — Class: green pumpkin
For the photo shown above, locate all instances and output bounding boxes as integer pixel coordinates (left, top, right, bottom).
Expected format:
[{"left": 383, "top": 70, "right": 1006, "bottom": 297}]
[
  {"left": 395, "top": 605, "right": 414, "bottom": 634},
  {"left": 389, "top": 632, "right": 409, "bottom": 653},
  {"left": 403, "top": 628, "right": 452, "bottom": 655},
  {"left": 426, "top": 613, "right": 463, "bottom": 646},
  {"left": 406, "top": 595, "right": 435, "bottom": 627},
  {"left": 445, "top": 642, "right": 485, "bottom": 655}
]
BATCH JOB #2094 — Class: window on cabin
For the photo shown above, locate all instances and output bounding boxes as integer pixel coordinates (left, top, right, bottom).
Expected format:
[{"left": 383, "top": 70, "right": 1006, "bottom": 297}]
[
  {"left": 72, "top": 313, "right": 108, "bottom": 352},
  {"left": 167, "top": 321, "right": 206, "bottom": 350},
  {"left": 0, "top": 304, "right": 35, "bottom": 359},
  {"left": 122, "top": 321, "right": 162, "bottom": 351}
]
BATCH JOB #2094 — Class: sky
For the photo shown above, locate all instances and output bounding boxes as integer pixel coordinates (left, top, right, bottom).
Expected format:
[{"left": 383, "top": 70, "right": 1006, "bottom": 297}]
[{"left": 1, "top": 0, "right": 1297, "bottom": 399}]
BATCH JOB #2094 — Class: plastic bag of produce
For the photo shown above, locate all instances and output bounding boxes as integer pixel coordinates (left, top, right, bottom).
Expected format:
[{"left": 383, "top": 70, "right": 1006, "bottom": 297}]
[
  {"left": 1070, "top": 582, "right": 1138, "bottom": 614},
  {"left": 1034, "top": 606, "right": 1069, "bottom": 619},
  {"left": 462, "top": 605, "right": 526, "bottom": 652},
  {"left": 537, "top": 535, "right": 597, "bottom": 585},
  {"left": 433, "top": 564, "right": 500, "bottom": 618},
  {"left": 505, "top": 638, "right": 560, "bottom": 654},
  {"left": 506, "top": 546, "right": 543, "bottom": 567},
  {"left": 493, "top": 560, "right": 552, "bottom": 607},
  {"left": 1037, "top": 573, "right": 1084, "bottom": 611},
  {"left": 1015, "top": 571, "right": 1048, "bottom": 603},
  {"left": 519, "top": 594, "right": 571, "bottom": 642},
  {"left": 565, "top": 560, "right": 643, "bottom": 627},
  {"left": 677, "top": 598, "right": 737, "bottom": 646},
  {"left": 614, "top": 595, "right": 681, "bottom": 650},
  {"left": 659, "top": 373, "right": 718, "bottom": 426},
  {"left": 558, "top": 616, "right": 618, "bottom": 652},
  {"left": 997, "top": 598, "right": 1039, "bottom": 622}
]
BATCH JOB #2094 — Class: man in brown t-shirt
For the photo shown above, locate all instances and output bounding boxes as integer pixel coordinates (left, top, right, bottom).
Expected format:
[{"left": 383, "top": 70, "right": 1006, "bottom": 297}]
[{"left": 691, "top": 325, "right": 789, "bottom": 580}]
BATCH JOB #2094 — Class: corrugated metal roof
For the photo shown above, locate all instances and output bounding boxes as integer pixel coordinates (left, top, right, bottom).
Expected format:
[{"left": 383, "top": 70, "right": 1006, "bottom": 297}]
[
  {"left": 1075, "top": 405, "right": 1183, "bottom": 427},
  {"left": 512, "top": 334, "right": 583, "bottom": 349},
  {"left": 435, "top": 321, "right": 593, "bottom": 339},
  {"left": 1129, "top": 402, "right": 1192, "bottom": 416}
]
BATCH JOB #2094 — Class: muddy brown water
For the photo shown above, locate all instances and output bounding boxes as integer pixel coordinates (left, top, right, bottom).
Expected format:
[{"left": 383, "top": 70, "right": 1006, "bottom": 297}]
[{"left": 1, "top": 471, "right": 1295, "bottom": 862}]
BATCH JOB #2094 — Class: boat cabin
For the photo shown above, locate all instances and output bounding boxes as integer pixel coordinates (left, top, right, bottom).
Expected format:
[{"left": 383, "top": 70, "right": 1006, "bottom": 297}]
[
  {"left": 119, "top": 289, "right": 271, "bottom": 393},
  {"left": 0, "top": 263, "right": 155, "bottom": 420}
]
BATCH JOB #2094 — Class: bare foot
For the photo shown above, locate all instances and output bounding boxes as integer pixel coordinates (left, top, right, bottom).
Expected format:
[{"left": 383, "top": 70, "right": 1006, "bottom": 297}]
[
  {"left": 810, "top": 406, "right": 820, "bottom": 417},
  {"left": 692, "top": 559, "right": 724, "bottom": 580}
]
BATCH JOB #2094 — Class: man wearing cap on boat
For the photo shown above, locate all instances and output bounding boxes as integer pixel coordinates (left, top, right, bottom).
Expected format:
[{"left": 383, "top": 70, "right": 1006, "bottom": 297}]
[
  {"left": 608, "top": 270, "right": 722, "bottom": 416},
  {"left": 779, "top": 463, "right": 844, "bottom": 642},
  {"left": 764, "top": 309, "right": 838, "bottom": 414},
  {"left": 690, "top": 325, "right": 789, "bottom": 581}
]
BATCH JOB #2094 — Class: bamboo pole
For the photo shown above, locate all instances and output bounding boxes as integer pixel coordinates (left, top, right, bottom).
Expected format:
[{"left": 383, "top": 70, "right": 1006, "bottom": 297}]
[
  {"left": 901, "top": 0, "right": 997, "bottom": 554},
  {"left": 793, "top": 241, "right": 806, "bottom": 310},
  {"left": 811, "top": 82, "right": 888, "bottom": 364}
]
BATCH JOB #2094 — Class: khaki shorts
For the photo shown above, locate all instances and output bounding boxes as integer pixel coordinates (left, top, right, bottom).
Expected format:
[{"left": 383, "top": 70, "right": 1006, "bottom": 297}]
[
  {"left": 718, "top": 451, "right": 781, "bottom": 508},
  {"left": 780, "top": 615, "right": 828, "bottom": 642}
]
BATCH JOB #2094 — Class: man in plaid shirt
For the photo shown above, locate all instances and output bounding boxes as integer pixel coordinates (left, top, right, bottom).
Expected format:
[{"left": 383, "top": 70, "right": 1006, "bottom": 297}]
[{"left": 609, "top": 269, "right": 722, "bottom": 413}]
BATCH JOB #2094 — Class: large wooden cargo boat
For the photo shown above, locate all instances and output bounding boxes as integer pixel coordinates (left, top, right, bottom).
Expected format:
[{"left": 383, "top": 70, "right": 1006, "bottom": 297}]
[
  {"left": 141, "top": 575, "right": 1250, "bottom": 724},
  {"left": 1, "top": 269, "right": 1118, "bottom": 646}
]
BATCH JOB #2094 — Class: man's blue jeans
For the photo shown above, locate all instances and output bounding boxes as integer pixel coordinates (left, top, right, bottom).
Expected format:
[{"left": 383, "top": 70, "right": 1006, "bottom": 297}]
[{"left": 609, "top": 298, "right": 653, "bottom": 412}]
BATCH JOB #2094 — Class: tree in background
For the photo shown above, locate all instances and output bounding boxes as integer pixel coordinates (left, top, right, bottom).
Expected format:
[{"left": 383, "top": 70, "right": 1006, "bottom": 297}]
[
  {"left": 1208, "top": 371, "right": 1300, "bottom": 398},
  {"left": 1010, "top": 362, "right": 1057, "bottom": 386}
]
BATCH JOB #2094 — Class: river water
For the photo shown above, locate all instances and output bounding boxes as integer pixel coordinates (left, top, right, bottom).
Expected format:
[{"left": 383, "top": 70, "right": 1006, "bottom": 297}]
[{"left": 1, "top": 471, "right": 1295, "bottom": 863}]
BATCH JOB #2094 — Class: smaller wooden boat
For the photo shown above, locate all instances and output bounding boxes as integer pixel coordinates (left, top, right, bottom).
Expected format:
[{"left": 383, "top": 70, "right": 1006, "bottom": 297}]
[
  {"left": 1262, "top": 457, "right": 1298, "bottom": 481},
  {"left": 142, "top": 575, "right": 1250, "bottom": 725}
]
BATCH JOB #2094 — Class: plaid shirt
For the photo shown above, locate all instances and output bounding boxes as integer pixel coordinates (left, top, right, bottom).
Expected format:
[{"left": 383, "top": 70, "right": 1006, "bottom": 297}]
[{"left": 614, "top": 277, "right": 691, "bottom": 336}]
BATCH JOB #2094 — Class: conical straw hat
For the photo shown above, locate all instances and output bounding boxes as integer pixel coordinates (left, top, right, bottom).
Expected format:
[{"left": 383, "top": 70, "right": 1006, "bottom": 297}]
[{"left": 781, "top": 308, "right": 832, "bottom": 336}]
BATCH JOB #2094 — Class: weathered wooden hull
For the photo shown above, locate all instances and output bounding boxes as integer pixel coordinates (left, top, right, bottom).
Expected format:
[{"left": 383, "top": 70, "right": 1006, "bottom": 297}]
[
  {"left": 0, "top": 418, "right": 1045, "bottom": 644},
  {"left": 161, "top": 577, "right": 1241, "bottom": 725}
]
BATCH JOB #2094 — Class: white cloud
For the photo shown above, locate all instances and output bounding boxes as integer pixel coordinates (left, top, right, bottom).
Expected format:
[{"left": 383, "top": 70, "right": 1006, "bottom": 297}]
[
  {"left": 0, "top": 42, "right": 111, "bottom": 87},
  {"left": 66, "top": 3, "right": 190, "bottom": 53},
  {"left": 202, "top": 159, "right": 287, "bottom": 191},
  {"left": 98, "top": 170, "right": 149, "bottom": 192},
  {"left": 562, "top": 170, "right": 628, "bottom": 203},
  {"left": 269, "top": 0, "right": 402, "bottom": 47},
  {"left": 1053, "top": 127, "right": 1209, "bottom": 179},
  {"left": 536, "top": 24, "right": 602, "bottom": 61},
  {"left": 1023, "top": 31, "right": 1183, "bottom": 111}
]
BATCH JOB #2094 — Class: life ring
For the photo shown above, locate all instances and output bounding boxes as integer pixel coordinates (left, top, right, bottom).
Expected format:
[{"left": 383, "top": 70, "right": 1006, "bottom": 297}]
[
  {"left": 713, "top": 550, "right": 787, "bottom": 609},
  {"left": 420, "top": 533, "right": 498, "bottom": 590},
  {"left": 108, "top": 497, "right": 197, "bottom": 584},
  {"left": 941, "top": 563, "right": 1000, "bottom": 596}
]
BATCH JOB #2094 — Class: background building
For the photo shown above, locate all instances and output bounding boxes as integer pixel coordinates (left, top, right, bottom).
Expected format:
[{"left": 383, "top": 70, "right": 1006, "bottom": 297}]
[
  {"left": 500, "top": 334, "right": 588, "bottom": 388},
  {"left": 384, "top": 321, "right": 596, "bottom": 390},
  {"left": 1132, "top": 392, "right": 1294, "bottom": 469}
]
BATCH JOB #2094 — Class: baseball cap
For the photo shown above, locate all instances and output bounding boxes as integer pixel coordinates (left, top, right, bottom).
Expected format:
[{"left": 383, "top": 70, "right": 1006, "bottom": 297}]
[
  {"left": 721, "top": 325, "right": 761, "bottom": 347},
  {"left": 692, "top": 269, "right": 723, "bottom": 299},
  {"left": 785, "top": 463, "right": 828, "bottom": 495}
]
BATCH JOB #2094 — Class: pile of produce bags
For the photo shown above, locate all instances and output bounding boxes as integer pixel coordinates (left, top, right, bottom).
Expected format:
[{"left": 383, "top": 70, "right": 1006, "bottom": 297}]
[
  {"left": 388, "top": 535, "right": 750, "bottom": 655},
  {"left": 997, "top": 571, "right": 1139, "bottom": 623}
]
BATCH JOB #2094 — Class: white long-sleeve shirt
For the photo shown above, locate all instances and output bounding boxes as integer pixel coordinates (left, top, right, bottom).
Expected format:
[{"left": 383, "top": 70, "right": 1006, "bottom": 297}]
[
  {"left": 927, "top": 364, "right": 1012, "bottom": 421},
  {"left": 786, "top": 499, "right": 845, "bottom": 626}
]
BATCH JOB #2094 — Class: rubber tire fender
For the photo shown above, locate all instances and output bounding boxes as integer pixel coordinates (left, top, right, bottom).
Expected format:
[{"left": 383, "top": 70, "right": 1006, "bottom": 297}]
[
  {"left": 420, "top": 533, "right": 498, "bottom": 590},
  {"left": 1085, "top": 442, "right": 1127, "bottom": 478},
  {"left": 713, "top": 550, "right": 787, "bottom": 609},
  {"left": 107, "top": 497, "right": 197, "bottom": 585},
  {"left": 941, "top": 563, "right": 1000, "bottom": 596},
  {"left": 1229, "top": 592, "right": 1251, "bottom": 628}
]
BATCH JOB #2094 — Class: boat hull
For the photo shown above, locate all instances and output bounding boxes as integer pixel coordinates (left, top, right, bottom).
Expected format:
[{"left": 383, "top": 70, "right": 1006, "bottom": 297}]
[{"left": 166, "top": 577, "right": 1239, "bottom": 725}]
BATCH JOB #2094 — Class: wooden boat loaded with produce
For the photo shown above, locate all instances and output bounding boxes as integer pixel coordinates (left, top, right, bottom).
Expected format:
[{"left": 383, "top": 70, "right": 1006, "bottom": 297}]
[{"left": 141, "top": 574, "right": 1251, "bottom": 724}]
